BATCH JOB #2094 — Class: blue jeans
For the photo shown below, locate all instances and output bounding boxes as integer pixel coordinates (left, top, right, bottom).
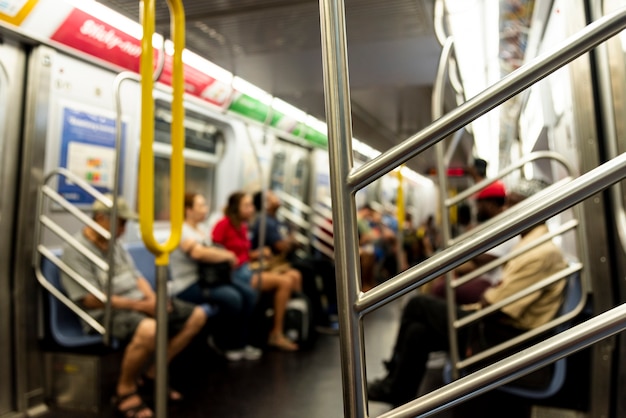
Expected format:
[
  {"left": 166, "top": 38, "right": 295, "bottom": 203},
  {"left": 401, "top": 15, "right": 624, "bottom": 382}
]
[{"left": 177, "top": 278, "right": 257, "bottom": 349}]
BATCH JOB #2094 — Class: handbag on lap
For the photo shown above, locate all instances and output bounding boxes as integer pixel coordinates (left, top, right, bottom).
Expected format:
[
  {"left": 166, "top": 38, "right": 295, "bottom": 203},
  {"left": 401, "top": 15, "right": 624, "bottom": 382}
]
[{"left": 196, "top": 245, "right": 233, "bottom": 288}]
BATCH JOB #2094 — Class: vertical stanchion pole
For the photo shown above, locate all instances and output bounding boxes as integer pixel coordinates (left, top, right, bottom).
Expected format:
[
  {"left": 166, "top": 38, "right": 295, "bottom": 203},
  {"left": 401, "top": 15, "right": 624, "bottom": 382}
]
[
  {"left": 139, "top": 1, "right": 186, "bottom": 417},
  {"left": 318, "top": 1, "right": 365, "bottom": 416}
]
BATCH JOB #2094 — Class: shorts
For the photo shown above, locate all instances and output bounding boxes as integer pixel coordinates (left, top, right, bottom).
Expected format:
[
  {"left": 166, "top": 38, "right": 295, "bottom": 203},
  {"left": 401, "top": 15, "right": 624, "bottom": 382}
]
[{"left": 110, "top": 298, "right": 196, "bottom": 342}]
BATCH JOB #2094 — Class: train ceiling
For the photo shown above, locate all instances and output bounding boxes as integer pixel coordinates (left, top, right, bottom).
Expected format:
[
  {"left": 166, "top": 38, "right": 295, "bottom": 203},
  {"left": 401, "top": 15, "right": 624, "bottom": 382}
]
[{"left": 98, "top": 0, "right": 470, "bottom": 174}]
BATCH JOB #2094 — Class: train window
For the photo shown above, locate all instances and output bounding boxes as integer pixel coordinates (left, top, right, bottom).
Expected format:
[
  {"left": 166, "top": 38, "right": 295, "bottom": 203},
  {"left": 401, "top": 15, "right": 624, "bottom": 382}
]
[
  {"left": 149, "top": 101, "right": 222, "bottom": 221},
  {"left": 270, "top": 151, "right": 287, "bottom": 192},
  {"left": 291, "top": 158, "right": 309, "bottom": 200},
  {"left": 153, "top": 157, "right": 214, "bottom": 221}
]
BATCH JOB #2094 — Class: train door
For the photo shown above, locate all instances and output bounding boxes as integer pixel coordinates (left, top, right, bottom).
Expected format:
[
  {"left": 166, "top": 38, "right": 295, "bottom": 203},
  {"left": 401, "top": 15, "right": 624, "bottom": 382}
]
[
  {"left": 270, "top": 140, "right": 311, "bottom": 201},
  {"left": 10, "top": 45, "right": 143, "bottom": 412},
  {"left": 0, "top": 39, "right": 26, "bottom": 417}
]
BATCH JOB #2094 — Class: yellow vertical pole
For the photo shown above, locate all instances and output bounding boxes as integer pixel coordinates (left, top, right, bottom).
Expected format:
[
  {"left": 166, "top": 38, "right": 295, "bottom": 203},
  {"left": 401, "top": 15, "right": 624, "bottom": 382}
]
[{"left": 139, "top": 1, "right": 185, "bottom": 417}]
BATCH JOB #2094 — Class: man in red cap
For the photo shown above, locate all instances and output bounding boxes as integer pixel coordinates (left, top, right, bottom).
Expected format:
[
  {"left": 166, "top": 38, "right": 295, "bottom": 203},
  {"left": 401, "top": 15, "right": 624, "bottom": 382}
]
[
  {"left": 431, "top": 180, "right": 516, "bottom": 304},
  {"left": 476, "top": 180, "right": 506, "bottom": 222}
]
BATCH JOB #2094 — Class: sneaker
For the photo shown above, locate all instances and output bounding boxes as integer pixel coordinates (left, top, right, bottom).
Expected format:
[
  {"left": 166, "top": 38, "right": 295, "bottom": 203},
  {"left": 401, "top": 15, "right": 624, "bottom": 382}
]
[
  {"left": 224, "top": 349, "right": 244, "bottom": 362},
  {"left": 243, "top": 345, "right": 262, "bottom": 361}
]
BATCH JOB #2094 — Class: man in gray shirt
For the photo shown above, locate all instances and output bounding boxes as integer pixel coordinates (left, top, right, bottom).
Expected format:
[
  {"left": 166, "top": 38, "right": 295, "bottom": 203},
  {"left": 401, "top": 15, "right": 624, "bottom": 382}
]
[{"left": 61, "top": 195, "right": 206, "bottom": 418}]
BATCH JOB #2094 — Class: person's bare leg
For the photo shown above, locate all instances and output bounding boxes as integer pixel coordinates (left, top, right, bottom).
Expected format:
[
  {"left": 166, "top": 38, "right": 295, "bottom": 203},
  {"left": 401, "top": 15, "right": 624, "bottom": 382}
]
[
  {"left": 143, "top": 306, "right": 206, "bottom": 399},
  {"left": 253, "top": 273, "right": 298, "bottom": 351},
  {"left": 287, "top": 268, "right": 302, "bottom": 293},
  {"left": 116, "top": 318, "right": 156, "bottom": 417}
]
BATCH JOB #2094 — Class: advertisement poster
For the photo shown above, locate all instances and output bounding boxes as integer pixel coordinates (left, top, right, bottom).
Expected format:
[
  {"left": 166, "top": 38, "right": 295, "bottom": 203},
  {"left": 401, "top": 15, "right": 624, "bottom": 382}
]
[{"left": 58, "top": 107, "right": 125, "bottom": 204}]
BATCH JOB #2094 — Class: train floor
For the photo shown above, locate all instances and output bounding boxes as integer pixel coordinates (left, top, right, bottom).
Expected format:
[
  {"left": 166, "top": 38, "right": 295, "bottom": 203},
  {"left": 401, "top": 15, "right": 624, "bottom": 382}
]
[{"left": 41, "top": 294, "right": 562, "bottom": 418}]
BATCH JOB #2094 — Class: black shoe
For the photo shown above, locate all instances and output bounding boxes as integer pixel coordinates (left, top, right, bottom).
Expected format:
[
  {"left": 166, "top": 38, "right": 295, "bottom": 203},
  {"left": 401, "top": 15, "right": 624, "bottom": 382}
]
[
  {"left": 367, "top": 378, "right": 412, "bottom": 407},
  {"left": 367, "top": 378, "right": 396, "bottom": 404}
]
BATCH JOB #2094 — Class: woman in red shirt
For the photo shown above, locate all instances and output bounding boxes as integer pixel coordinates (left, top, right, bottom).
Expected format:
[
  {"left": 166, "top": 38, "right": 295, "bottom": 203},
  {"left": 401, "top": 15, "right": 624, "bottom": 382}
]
[{"left": 212, "top": 191, "right": 300, "bottom": 351}]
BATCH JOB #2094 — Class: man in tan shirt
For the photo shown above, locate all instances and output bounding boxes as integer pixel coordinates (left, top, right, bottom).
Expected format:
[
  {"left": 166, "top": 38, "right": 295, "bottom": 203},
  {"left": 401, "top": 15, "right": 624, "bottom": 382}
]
[{"left": 368, "top": 179, "right": 568, "bottom": 407}]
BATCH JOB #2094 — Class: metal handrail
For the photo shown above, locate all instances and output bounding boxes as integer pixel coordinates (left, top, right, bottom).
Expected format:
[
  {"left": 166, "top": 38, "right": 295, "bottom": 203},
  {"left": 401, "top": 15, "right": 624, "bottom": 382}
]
[
  {"left": 356, "top": 156, "right": 626, "bottom": 312},
  {"left": 446, "top": 150, "right": 576, "bottom": 207},
  {"left": 318, "top": 3, "right": 626, "bottom": 416},
  {"left": 346, "top": 8, "right": 626, "bottom": 192},
  {"left": 32, "top": 170, "right": 116, "bottom": 339},
  {"left": 380, "top": 303, "right": 626, "bottom": 418},
  {"left": 453, "top": 219, "right": 578, "bottom": 287},
  {"left": 276, "top": 189, "right": 314, "bottom": 215}
]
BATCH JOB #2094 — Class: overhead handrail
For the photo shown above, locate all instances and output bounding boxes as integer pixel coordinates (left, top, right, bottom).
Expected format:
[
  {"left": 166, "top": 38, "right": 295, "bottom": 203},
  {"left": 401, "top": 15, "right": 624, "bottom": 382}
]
[
  {"left": 139, "top": 1, "right": 185, "bottom": 416},
  {"left": 319, "top": 3, "right": 626, "bottom": 416}
]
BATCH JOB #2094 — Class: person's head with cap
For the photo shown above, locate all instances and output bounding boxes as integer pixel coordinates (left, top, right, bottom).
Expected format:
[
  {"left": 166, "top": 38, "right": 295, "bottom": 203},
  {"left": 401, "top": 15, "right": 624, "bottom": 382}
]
[
  {"left": 475, "top": 180, "right": 507, "bottom": 222},
  {"left": 91, "top": 194, "right": 138, "bottom": 238}
]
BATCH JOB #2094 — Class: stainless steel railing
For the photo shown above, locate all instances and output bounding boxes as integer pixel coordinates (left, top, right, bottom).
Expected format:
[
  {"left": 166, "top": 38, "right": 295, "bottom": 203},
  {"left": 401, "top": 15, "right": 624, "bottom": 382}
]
[
  {"left": 318, "top": 2, "right": 626, "bottom": 417},
  {"left": 33, "top": 169, "right": 117, "bottom": 341}
]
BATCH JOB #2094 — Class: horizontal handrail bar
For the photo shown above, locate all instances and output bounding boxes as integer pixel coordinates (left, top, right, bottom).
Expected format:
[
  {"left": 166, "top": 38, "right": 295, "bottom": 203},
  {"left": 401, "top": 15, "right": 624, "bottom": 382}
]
[
  {"left": 313, "top": 205, "right": 334, "bottom": 222},
  {"left": 348, "top": 8, "right": 626, "bottom": 192},
  {"left": 453, "top": 219, "right": 579, "bottom": 287},
  {"left": 34, "top": 248, "right": 106, "bottom": 334},
  {"left": 381, "top": 303, "right": 626, "bottom": 418},
  {"left": 312, "top": 241, "right": 336, "bottom": 259},
  {"left": 312, "top": 226, "right": 335, "bottom": 245},
  {"left": 447, "top": 151, "right": 575, "bottom": 207},
  {"left": 37, "top": 246, "right": 107, "bottom": 303},
  {"left": 276, "top": 190, "right": 313, "bottom": 215},
  {"left": 40, "top": 216, "right": 109, "bottom": 272},
  {"left": 277, "top": 208, "right": 311, "bottom": 230},
  {"left": 41, "top": 185, "right": 111, "bottom": 240},
  {"left": 355, "top": 152, "right": 626, "bottom": 314},
  {"left": 293, "top": 231, "right": 310, "bottom": 247},
  {"left": 456, "top": 283, "right": 587, "bottom": 369}
]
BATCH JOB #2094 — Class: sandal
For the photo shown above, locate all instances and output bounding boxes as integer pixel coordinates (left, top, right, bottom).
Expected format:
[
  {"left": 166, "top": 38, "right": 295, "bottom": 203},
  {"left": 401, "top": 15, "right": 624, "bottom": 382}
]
[
  {"left": 112, "top": 391, "right": 153, "bottom": 418},
  {"left": 138, "top": 375, "right": 183, "bottom": 402},
  {"left": 268, "top": 334, "right": 299, "bottom": 351}
]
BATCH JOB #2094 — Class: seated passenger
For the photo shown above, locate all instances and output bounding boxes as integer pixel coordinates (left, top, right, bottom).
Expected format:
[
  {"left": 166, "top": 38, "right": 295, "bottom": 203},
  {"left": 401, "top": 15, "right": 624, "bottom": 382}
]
[
  {"left": 251, "top": 190, "right": 337, "bottom": 329},
  {"left": 170, "top": 192, "right": 260, "bottom": 361},
  {"left": 60, "top": 195, "right": 206, "bottom": 418},
  {"left": 212, "top": 191, "right": 300, "bottom": 351},
  {"left": 367, "top": 179, "right": 567, "bottom": 406},
  {"left": 357, "top": 203, "right": 382, "bottom": 291},
  {"left": 431, "top": 181, "right": 519, "bottom": 304}
]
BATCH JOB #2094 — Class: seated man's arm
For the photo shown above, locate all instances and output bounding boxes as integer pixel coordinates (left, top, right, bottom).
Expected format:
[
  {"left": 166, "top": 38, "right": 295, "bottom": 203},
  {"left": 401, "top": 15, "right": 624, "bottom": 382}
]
[
  {"left": 182, "top": 238, "right": 237, "bottom": 266},
  {"left": 81, "top": 291, "right": 156, "bottom": 315}
]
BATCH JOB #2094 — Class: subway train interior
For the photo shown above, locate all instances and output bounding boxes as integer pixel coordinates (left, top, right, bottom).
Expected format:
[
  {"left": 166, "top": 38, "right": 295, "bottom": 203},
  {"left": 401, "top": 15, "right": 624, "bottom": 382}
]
[{"left": 1, "top": 0, "right": 626, "bottom": 417}]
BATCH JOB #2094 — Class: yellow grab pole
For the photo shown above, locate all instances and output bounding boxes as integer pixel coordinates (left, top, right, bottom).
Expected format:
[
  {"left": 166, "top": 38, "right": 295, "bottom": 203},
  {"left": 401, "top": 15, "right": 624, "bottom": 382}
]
[
  {"left": 140, "top": 1, "right": 185, "bottom": 417},
  {"left": 139, "top": 0, "right": 185, "bottom": 265},
  {"left": 396, "top": 167, "right": 407, "bottom": 271}
]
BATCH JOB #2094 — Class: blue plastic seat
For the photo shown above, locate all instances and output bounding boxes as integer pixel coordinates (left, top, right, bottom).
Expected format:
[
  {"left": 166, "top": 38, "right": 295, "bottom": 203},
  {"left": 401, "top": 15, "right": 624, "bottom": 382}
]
[
  {"left": 125, "top": 242, "right": 157, "bottom": 289},
  {"left": 41, "top": 251, "right": 111, "bottom": 348},
  {"left": 42, "top": 243, "right": 219, "bottom": 349},
  {"left": 497, "top": 271, "right": 581, "bottom": 398},
  {"left": 443, "top": 271, "right": 582, "bottom": 399}
]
